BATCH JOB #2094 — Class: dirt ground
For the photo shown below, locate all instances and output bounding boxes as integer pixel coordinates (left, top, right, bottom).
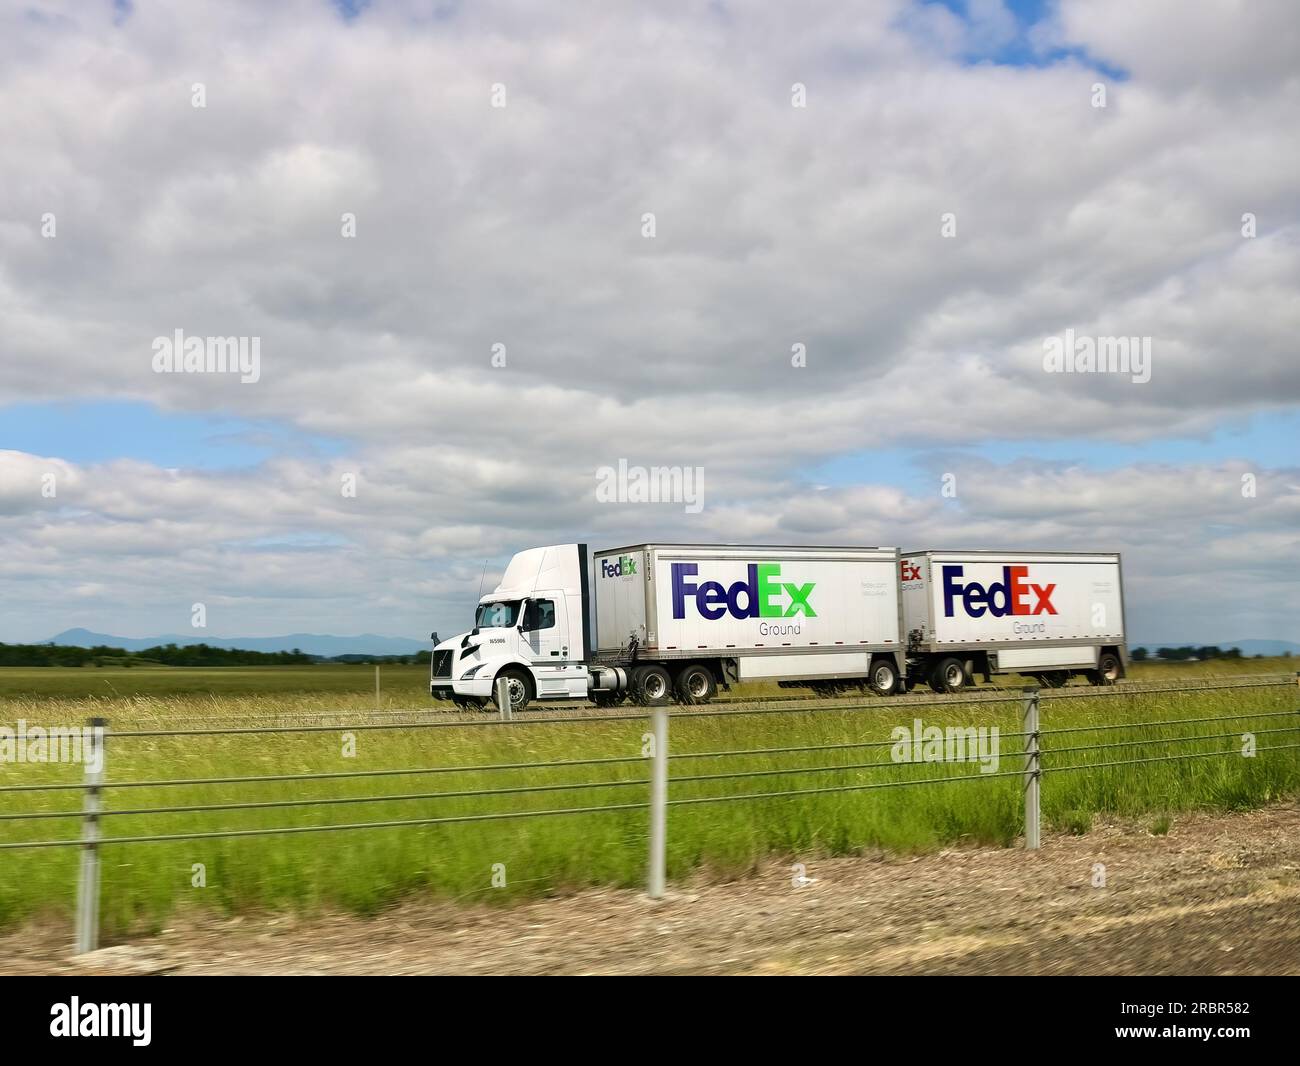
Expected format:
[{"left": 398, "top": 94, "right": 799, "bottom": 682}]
[{"left": 6, "top": 803, "right": 1299, "bottom": 976}]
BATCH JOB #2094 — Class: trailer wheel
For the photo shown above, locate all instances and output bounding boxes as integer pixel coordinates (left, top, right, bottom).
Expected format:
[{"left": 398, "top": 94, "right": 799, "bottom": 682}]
[
  {"left": 493, "top": 668, "right": 533, "bottom": 712},
  {"left": 868, "top": 659, "right": 900, "bottom": 696},
  {"left": 631, "top": 664, "right": 673, "bottom": 706},
  {"left": 929, "top": 657, "right": 967, "bottom": 694},
  {"left": 673, "top": 663, "right": 716, "bottom": 704},
  {"left": 1090, "top": 652, "right": 1122, "bottom": 686}
]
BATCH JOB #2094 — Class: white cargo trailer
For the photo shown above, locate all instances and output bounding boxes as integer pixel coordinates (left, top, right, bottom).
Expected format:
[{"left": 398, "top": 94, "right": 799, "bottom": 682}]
[
  {"left": 430, "top": 542, "right": 905, "bottom": 710},
  {"left": 900, "top": 549, "right": 1127, "bottom": 692}
]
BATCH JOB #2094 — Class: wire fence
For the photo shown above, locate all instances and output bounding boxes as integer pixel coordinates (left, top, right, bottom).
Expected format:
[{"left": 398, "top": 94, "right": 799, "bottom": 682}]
[{"left": 2, "top": 673, "right": 1297, "bottom": 953}]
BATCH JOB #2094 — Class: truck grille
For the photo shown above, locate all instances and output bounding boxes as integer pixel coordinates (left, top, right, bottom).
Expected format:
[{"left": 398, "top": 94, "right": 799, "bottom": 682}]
[{"left": 432, "top": 650, "right": 453, "bottom": 678}]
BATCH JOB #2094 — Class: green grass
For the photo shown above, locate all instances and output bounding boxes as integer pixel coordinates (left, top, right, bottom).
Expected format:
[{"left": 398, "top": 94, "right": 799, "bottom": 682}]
[
  {"left": 1, "top": 666, "right": 1297, "bottom": 937},
  {"left": 0, "top": 651, "right": 1289, "bottom": 702},
  {"left": 0, "top": 663, "right": 433, "bottom": 701}
]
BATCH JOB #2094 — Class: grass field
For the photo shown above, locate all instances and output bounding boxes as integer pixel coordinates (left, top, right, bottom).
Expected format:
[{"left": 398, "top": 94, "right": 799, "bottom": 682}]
[
  {"left": 0, "top": 651, "right": 1290, "bottom": 701},
  {"left": 1, "top": 659, "right": 1297, "bottom": 937},
  {"left": 0, "top": 664, "right": 429, "bottom": 700}
]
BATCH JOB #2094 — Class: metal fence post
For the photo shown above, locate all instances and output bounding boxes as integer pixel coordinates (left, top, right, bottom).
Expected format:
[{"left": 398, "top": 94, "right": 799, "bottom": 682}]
[
  {"left": 1022, "top": 687, "right": 1040, "bottom": 850},
  {"left": 647, "top": 705, "right": 669, "bottom": 898},
  {"left": 75, "top": 717, "right": 107, "bottom": 954},
  {"left": 496, "top": 676, "right": 512, "bottom": 722}
]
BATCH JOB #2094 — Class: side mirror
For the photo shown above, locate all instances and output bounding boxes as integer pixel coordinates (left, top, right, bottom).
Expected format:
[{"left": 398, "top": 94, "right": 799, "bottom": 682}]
[{"left": 430, "top": 631, "right": 440, "bottom": 645}]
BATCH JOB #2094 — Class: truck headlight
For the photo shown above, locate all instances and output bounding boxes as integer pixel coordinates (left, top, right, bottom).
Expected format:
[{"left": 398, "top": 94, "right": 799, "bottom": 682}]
[{"left": 460, "top": 663, "right": 483, "bottom": 679}]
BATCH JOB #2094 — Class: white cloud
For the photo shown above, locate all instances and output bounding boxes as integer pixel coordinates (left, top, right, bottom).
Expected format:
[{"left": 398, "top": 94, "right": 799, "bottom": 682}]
[{"left": 0, "top": 1, "right": 1296, "bottom": 643}]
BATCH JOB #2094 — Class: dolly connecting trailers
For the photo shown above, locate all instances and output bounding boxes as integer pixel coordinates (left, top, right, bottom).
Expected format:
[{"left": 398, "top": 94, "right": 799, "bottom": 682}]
[{"left": 429, "top": 543, "right": 1127, "bottom": 709}]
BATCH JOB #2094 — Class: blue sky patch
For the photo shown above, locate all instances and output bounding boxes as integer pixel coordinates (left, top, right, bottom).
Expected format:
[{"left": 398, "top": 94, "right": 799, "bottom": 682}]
[
  {"left": 810, "top": 410, "right": 1299, "bottom": 489},
  {"left": 918, "top": 0, "right": 1128, "bottom": 79},
  {"left": 1, "top": 400, "right": 347, "bottom": 471}
]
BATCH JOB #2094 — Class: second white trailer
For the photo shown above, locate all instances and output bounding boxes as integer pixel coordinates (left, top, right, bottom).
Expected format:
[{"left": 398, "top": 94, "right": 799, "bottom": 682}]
[{"left": 900, "top": 549, "right": 1127, "bottom": 691}]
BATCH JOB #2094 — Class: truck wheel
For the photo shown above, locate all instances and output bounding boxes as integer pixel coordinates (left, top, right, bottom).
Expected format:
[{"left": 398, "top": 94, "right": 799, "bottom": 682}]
[
  {"left": 1090, "top": 653, "right": 1122, "bottom": 686},
  {"left": 493, "top": 668, "right": 533, "bottom": 712},
  {"left": 929, "top": 657, "right": 966, "bottom": 694},
  {"left": 868, "top": 659, "right": 900, "bottom": 696},
  {"left": 631, "top": 664, "right": 673, "bottom": 706},
  {"left": 674, "top": 664, "right": 716, "bottom": 705}
]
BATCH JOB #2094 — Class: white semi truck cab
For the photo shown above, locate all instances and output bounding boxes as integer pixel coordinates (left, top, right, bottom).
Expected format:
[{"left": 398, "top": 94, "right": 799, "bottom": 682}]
[{"left": 430, "top": 544, "right": 594, "bottom": 710}]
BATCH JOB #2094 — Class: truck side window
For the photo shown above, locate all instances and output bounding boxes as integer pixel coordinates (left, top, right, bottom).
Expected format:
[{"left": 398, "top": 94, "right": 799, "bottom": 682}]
[{"left": 524, "top": 599, "right": 556, "bottom": 631}]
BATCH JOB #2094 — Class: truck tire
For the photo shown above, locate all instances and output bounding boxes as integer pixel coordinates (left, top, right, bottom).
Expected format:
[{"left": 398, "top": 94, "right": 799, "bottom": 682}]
[
  {"left": 674, "top": 663, "right": 716, "bottom": 705},
  {"left": 929, "top": 657, "right": 967, "bottom": 694},
  {"left": 868, "top": 659, "right": 900, "bottom": 696},
  {"left": 630, "top": 664, "right": 673, "bottom": 706},
  {"left": 493, "top": 668, "right": 533, "bottom": 712},
  {"left": 1090, "top": 652, "right": 1122, "bottom": 686}
]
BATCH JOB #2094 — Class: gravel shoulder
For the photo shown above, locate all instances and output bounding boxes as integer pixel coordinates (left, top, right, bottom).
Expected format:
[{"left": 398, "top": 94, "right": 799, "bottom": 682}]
[{"left": 6, "top": 803, "right": 1299, "bottom": 976}]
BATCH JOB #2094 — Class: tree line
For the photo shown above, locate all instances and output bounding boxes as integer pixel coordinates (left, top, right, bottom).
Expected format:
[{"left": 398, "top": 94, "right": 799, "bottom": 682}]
[
  {"left": 0, "top": 643, "right": 316, "bottom": 667},
  {"left": 1129, "top": 646, "right": 1258, "bottom": 662}
]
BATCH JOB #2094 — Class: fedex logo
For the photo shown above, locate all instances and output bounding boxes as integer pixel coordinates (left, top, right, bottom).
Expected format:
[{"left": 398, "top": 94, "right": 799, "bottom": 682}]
[
  {"left": 942, "top": 565, "right": 1056, "bottom": 618},
  {"left": 601, "top": 555, "right": 637, "bottom": 578},
  {"left": 671, "top": 563, "right": 815, "bottom": 620}
]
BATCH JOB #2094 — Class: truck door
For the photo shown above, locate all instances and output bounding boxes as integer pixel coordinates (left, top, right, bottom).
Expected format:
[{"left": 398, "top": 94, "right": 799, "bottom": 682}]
[{"left": 523, "top": 594, "right": 571, "bottom": 696}]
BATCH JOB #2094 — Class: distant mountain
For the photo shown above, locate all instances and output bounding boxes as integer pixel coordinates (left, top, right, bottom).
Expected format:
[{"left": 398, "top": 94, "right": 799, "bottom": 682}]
[
  {"left": 1131, "top": 639, "right": 1299, "bottom": 657},
  {"left": 44, "top": 628, "right": 430, "bottom": 658}
]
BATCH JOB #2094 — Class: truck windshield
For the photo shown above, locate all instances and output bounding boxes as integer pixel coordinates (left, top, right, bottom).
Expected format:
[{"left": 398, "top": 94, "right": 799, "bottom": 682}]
[{"left": 475, "top": 600, "right": 521, "bottom": 628}]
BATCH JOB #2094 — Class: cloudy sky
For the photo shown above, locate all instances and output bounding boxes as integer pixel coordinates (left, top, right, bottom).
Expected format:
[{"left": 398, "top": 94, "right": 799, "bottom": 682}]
[{"left": 1, "top": 0, "right": 1297, "bottom": 647}]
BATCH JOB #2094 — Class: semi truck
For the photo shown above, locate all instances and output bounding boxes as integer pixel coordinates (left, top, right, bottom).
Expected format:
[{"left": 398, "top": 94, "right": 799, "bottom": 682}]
[{"left": 429, "top": 542, "right": 1127, "bottom": 710}]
